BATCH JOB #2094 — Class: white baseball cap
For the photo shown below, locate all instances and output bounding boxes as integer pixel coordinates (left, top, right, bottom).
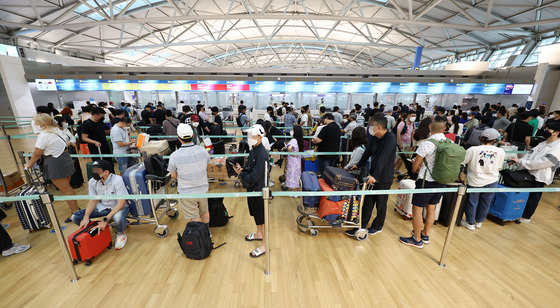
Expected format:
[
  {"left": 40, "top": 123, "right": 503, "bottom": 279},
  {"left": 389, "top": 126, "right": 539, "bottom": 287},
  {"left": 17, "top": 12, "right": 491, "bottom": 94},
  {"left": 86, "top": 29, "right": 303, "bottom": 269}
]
[
  {"left": 177, "top": 123, "right": 194, "bottom": 138},
  {"left": 245, "top": 124, "right": 265, "bottom": 137}
]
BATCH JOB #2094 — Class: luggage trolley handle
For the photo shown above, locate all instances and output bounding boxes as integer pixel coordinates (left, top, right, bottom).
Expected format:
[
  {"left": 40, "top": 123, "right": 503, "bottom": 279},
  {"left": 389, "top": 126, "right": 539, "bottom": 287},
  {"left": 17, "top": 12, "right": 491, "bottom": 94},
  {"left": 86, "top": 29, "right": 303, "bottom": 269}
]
[{"left": 18, "top": 151, "right": 44, "bottom": 191}]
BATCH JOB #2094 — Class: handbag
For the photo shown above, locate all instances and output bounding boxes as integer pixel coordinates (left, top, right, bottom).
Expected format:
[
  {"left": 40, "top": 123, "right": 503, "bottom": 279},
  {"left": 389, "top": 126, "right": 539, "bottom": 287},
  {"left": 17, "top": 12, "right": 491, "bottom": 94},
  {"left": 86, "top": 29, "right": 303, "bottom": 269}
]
[{"left": 500, "top": 169, "right": 535, "bottom": 188}]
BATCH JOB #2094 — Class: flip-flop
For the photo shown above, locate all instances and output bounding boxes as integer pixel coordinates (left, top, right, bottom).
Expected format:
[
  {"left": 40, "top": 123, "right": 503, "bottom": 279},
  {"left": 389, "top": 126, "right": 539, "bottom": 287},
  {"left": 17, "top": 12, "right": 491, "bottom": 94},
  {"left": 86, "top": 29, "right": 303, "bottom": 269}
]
[
  {"left": 245, "top": 232, "right": 263, "bottom": 241},
  {"left": 249, "top": 247, "right": 265, "bottom": 258}
]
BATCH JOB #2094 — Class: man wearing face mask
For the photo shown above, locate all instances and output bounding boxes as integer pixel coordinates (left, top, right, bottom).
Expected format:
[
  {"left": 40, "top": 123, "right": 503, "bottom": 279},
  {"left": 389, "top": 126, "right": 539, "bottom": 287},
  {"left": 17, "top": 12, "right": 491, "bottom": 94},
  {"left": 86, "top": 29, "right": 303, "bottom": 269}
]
[
  {"left": 341, "top": 114, "right": 358, "bottom": 138},
  {"left": 349, "top": 115, "right": 396, "bottom": 236},
  {"left": 233, "top": 124, "right": 269, "bottom": 258},
  {"left": 189, "top": 115, "right": 202, "bottom": 145},
  {"left": 465, "top": 112, "right": 480, "bottom": 130},
  {"left": 312, "top": 113, "right": 341, "bottom": 174},
  {"left": 71, "top": 160, "right": 130, "bottom": 250},
  {"left": 510, "top": 122, "right": 560, "bottom": 223},
  {"left": 81, "top": 107, "right": 114, "bottom": 173},
  {"left": 110, "top": 118, "right": 136, "bottom": 175},
  {"left": 544, "top": 110, "right": 560, "bottom": 127}
]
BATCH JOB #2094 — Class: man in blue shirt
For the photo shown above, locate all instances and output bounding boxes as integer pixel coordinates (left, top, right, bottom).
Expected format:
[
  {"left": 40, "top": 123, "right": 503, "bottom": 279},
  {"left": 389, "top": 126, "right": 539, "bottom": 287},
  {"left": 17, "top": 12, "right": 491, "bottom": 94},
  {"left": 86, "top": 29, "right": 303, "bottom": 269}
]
[{"left": 283, "top": 107, "right": 297, "bottom": 133}]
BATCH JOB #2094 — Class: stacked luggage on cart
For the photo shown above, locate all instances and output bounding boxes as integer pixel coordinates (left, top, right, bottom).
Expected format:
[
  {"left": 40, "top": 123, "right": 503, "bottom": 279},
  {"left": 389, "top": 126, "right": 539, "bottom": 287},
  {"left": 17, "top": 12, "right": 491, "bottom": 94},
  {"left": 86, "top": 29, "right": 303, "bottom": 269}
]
[{"left": 296, "top": 166, "right": 369, "bottom": 241}]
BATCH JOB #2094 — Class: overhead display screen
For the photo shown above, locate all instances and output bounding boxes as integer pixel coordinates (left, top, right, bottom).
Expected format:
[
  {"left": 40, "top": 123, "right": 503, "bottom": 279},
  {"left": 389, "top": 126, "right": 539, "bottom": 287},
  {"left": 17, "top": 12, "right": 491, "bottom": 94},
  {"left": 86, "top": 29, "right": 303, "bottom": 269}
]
[
  {"left": 35, "top": 79, "right": 57, "bottom": 91},
  {"left": 46, "top": 79, "right": 533, "bottom": 95}
]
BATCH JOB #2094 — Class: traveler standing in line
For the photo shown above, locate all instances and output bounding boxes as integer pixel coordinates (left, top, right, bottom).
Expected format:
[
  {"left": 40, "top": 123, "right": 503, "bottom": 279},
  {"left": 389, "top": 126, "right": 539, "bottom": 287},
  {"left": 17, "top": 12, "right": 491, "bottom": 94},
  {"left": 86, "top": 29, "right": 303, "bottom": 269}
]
[
  {"left": 110, "top": 117, "right": 136, "bottom": 175},
  {"left": 141, "top": 104, "right": 154, "bottom": 125},
  {"left": 355, "top": 104, "right": 366, "bottom": 126},
  {"left": 341, "top": 114, "right": 359, "bottom": 138},
  {"left": 399, "top": 116, "right": 448, "bottom": 248},
  {"left": 153, "top": 104, "right": 166, "bottom": 126},
  {"left": 72, "top": 160, "right": 130, "bottom": 250},
  {"left": 510, "top": 122, "right": 560, "bottom": 223},
  {"left": 492, "top": 110, "right": 511, "bottom": 132},
  {"left": 238, "top": 105, "right": 250, "bottom": 128},
  {"left": 285, "top": 126, "right": 304, "bottom": 197},
  {"left": 332, "top": 106, "right": 343, "bottom": 127},
  {"left": 460, "top": 128, "right": 505, "bottom": 231},
  {"left": 349, "top": 116, "right": 396, "bottom": 236},
  {"left": 0, "top": 209, "right": 31, "bottom": 257},
  {"left": 283, "top": 107, "right": 297, "bottom": 133},
  {"left": 504, "top": 111, "right": 533, "bottom": 151},
  {"left": 264, "top": 106, "right": 275, "bottom": 122},
  {"left": 395, "top": 113, "right": 416, "bottom": 176},
  {"left": 163, "top": 110, "right": 181, "bottom": 153},
  {"left": 25, "top": 114, "right": 79, "bottom": 221},
  {"left": 312, "top": 113, "right": 341, "bottom": 175},
  {"left": 80, "top": 107, "right": 114, "bottom": 172},
  {"left": 210, "top": 106, "right": 223, "bottom": 131},
  {"left": 179, "top": 105, "right": 194, "bottom": 124},
  {"left": 344, "top": 126, "right": 368, "bottom": 178},
  {"left": 233, "top": 125, "right": 269, "bottom": 258},
  {"left": 464, "top": 115, "right": 492, "bottom": 149},
  {"left": 168, "top": 124, "right": 211, "bottom": 224}
]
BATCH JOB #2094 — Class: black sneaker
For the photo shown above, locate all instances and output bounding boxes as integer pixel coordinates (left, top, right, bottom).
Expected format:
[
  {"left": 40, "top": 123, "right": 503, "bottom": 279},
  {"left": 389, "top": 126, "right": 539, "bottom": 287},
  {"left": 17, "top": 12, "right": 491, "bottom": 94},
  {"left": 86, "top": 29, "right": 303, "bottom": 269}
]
[
  {"left": 344, "top": 229, "right": 357, "bottom": 237},
  {"left": 411, "top": 230, "right": 430, "bottom": 244},
  {"left": 368, "top": 228, "right": 382, "bottom": 235},
  {"left": 64, "top": 217, "right": 72, "bottom": 223}
]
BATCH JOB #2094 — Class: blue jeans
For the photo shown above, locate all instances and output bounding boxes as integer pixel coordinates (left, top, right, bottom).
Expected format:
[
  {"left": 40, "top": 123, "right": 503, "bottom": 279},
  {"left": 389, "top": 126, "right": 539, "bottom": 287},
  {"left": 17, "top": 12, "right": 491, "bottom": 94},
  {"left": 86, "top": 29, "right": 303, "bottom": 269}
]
[
  {"left": 318, "top": 157, "right": 337, "bottom": 175},
  {"left": 71, "top": 205, "right": 130, "bottom": 234},
  {"left": 465, "top": 182, "right": 498, "bottom": 224},
  {"left": 115, "top": 156, "right": 136, "bottom": 173}
]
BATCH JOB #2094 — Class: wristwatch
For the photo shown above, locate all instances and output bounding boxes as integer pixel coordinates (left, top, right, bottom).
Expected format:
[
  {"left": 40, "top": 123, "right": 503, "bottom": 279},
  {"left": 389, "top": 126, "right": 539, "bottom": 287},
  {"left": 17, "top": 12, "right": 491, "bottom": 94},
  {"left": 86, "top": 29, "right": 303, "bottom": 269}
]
[{"left": 102, "top": 217, "right": 108, "bottom": 222}]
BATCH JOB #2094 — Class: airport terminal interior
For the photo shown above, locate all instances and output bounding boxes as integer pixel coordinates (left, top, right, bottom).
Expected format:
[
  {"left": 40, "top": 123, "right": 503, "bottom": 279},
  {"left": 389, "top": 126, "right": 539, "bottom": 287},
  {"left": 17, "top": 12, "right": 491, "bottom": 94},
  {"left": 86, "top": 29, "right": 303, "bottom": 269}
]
[{"left": 0, "top": 0, "right": 560, "bottom": 306}]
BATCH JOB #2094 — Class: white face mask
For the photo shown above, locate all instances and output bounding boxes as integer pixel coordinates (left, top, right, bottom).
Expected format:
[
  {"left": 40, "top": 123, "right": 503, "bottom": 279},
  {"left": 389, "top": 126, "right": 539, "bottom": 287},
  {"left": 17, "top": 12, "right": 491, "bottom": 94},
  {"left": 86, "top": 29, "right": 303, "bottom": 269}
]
[
  {"left": 410, "top": 117, "right": 416, "bottom": 122},
  {"left": 192, "top": 122, "right": 200, "bottom": 127},
  {"left": 247, "top": 137, "right": 258, "bottom": 147},
  {"left": 63, "top": 123, "right": 69, "bottom": 129},
  {"left": 290, "top": 130, "right": 294, "bottom": 137},
  {"left": 343, "top": 119, "right": 348, "bottom": 123},
  {"left": 549, "top": 115, "right": 555, "bottom": 119}
]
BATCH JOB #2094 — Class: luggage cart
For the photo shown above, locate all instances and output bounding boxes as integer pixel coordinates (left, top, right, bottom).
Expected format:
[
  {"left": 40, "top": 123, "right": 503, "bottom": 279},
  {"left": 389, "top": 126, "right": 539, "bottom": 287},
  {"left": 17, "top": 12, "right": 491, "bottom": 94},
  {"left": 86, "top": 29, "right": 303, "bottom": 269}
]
[{"left": 296, "top": 182, "right": 370, "bottom": 241}]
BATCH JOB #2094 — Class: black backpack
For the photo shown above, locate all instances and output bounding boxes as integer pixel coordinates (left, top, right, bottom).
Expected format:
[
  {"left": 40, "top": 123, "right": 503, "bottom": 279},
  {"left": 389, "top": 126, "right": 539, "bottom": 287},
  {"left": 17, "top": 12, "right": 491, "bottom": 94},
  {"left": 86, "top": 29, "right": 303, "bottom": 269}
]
[
  {"left": 277, "top": 107, "right": 283, "bottom": 116},
  {"left": 146, "top": 124, "right": 164, "bottom": 136},
  {"left": 144, "top": 154, "right": 167, "bottom": 177},
  {"left": 236, "top": 112, "right": 243, "bottom": 127},
  {"left": 208, "top": 198, "right": 233, "bottom": 227},
  {"left": 177, "top": 222, "right": 225, "bottom": 260}
]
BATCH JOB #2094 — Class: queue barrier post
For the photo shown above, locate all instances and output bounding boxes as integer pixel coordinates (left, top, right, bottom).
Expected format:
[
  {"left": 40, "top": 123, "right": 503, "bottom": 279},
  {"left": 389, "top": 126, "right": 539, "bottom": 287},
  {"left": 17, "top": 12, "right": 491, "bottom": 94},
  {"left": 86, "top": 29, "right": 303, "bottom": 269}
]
[
  {"left": 263, "top": 161, "right": 271, "bottom": 275},
  {"left": 438, "top": 185, "right": 467, "bottom": 268},
  {"left": 39, "top": 192, "right": 80, "bottom": 282}
]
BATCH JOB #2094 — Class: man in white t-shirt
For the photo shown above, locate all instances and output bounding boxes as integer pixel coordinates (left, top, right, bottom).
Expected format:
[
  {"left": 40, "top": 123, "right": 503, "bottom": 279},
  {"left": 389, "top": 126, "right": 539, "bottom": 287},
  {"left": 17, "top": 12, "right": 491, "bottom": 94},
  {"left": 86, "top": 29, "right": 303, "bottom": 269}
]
[
  {"left": 399, "top": 116, "right": 448, "bottom": 249},
  {"left": 460, "top": 128, "right": 504, "bottom": 231},
  {"left": 110, "top": 117, "right": 136, "bottom": 174}
]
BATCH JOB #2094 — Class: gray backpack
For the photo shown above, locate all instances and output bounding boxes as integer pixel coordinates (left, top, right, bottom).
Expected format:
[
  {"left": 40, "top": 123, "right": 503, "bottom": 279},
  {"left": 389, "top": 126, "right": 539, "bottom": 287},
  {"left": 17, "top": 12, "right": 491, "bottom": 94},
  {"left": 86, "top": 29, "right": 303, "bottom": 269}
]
[{"left": 466, "top": 126, "right": 486, "bottom": 146}]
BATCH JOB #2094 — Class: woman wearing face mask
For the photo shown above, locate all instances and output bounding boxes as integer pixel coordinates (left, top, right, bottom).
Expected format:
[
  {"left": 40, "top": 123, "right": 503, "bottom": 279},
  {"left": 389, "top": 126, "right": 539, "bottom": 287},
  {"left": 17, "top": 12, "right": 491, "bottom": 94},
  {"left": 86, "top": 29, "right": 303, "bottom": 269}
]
[
  {"left": 394, "top": 113, "right": 416, "bottom": 176},
  {"left": 189, "top": 114, "right": 202, "bottom": 145},
  {"left": 284, "top": 126, "right": 304, "bottom": 197},
  {"left": 510, "top": 122, "right": 560, "bottom": 223},
  {"left": 25, "top": 114, "right": 80, "bottom": 221},
  {"left": 54, "top": 114, "right": 77, "bottom": 152}
]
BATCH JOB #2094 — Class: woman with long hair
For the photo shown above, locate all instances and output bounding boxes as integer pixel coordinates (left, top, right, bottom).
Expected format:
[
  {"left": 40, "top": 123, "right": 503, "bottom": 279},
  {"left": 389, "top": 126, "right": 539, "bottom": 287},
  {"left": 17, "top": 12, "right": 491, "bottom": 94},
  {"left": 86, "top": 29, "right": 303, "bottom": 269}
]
[
  {"left": 285, "top": 126, "right": 304, "bottom": 197},
  {"left": 24, "top": 114, "right": 80, "bottom": 221},
  {"left": 412, "top": 117, "right": 433, "bottom": 148},
  {"left": 344, "top": 126, "right": 368, "bottom": 179}
]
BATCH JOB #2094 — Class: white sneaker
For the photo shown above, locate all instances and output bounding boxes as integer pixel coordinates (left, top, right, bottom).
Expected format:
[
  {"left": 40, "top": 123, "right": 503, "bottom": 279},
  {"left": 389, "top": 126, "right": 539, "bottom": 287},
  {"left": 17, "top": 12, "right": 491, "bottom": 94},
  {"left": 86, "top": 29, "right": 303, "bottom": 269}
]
[
  {"left": 518, "top": 218, "right": 531, "bottom": 224},
  {"left": 1, "top": 223, "right": 10, "bottom": 229},
  {"left": 2, "top": 244, "right": 31, "bottom": 257},
  {"left": 269, "top": 180, "right": 275, "bottom": 187},
  {"left": 115, "top": 233, "right": 127, "bottom": 250},
  {"left": 461, "top": 220, "right": 475, "bottom": 231},
  {"left": 475, "top": 222, "right": 482, "bottom": 229}
]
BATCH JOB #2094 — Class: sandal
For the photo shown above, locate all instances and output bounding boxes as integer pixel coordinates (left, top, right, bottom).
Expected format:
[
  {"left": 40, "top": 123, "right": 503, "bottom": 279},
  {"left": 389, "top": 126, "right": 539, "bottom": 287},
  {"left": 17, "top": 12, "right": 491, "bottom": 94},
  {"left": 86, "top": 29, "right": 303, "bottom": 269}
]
[
  {"left": 249, "top": 247, "right": 265, "bottom": 258},
  {"left": 245, "top": 232, "right": 263, "bottom": 241}
]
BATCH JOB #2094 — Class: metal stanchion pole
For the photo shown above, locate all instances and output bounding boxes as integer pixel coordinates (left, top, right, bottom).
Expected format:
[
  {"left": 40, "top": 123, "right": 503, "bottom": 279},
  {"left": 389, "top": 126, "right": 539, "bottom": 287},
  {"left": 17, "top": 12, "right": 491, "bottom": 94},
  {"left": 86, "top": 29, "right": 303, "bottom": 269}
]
[
  {"left": 40, "top": 192, "right": 80, "bottom": 282},
  {"left": 2, "top": 124, "right": 22, "bottom": 175},
  {"left": 263, "top": 161, "right": 271, "bottom": 275},
  {"left": 438, "top": 185, "right": 466, "bottom": 267}
]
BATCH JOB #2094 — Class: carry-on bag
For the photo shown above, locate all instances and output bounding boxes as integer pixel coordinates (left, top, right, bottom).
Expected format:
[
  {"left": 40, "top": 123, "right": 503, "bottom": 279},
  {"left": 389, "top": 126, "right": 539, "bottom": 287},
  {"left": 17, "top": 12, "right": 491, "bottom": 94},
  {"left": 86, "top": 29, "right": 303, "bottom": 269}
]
[
  {"left": 394, "top": 179, "right": 415, "bottom": 219},
  {"left": 322, "top": 166, "right": 357, "bottom": 191},
  {"left": 14, "top": 186, "right": 52, "bottom": 232},
  {"left": 141, "top": 140, "right": 170, "bottom": 157},
  {"left": 488, "top": 184, "right": 530, "bottom": 224},
  {"left": 68, "top": 221, "right": 112, "bottom": 266},
  {"left": 144, "top": 154, "right": 168, "bottom": 177},
  {"left": 123, "top": 163, "right": 153, "bottom": 216},
  {"left": 208, "top": 198, "right": 233, "bottom": 227},
  {"left": 177, "top": 221, "right": 225, "bottom": 260},
  {"left": 500, "top": 169, "right": 535, "bottom": 188},
  {"left": 317, "top": 196, "right": 344, "bottom": 221},
  {"left": 70, "top": 157, "right": 84, "bottom": 188},
  {"left": 301, "top": 171, "right": 321, "bottom": 208},
  {"left": 437, "top": 183, "right": 468, "bottom": 227}
]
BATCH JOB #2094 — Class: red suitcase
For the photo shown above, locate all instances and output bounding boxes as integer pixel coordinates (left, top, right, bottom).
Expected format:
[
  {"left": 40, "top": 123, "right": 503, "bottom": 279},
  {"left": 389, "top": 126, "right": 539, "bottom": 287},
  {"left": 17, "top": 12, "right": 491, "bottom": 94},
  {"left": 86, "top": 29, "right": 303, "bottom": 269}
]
[{"left": 68, "top": 221, "right": 112, "bottom": 266}]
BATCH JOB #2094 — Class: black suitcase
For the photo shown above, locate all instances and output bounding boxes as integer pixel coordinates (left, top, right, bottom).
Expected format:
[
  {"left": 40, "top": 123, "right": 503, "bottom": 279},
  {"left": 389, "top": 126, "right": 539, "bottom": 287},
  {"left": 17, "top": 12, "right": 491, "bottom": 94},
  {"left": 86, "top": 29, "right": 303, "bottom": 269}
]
[
  {"left": 437, "top": 184, "right": 468, "bottom": 227},
  {"left": 70, "top": 157, "right": 84, "bottom": 188},
  {"left": 322, "top": 166, "right": 357, "bottom": 191},
  {"left": 14, "top": 186, "right": 52, "bottom": 232},
  {"left": 213, "top": 140, "right": 225, "bottom": 155}
]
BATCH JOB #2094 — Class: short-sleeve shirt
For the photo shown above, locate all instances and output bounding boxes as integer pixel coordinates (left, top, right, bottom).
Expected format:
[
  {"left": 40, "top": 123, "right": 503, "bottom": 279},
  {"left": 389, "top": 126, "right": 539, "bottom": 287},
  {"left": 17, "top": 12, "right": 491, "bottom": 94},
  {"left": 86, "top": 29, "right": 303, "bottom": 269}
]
[
  {"left": 88, "top": 174, "right": 129, "bottom": 211},
  {"left": 317, "top": 122, "right": 341, "bottom": 157},
  {"left": 167, "top": 144, "right": 210, "bottom": 194},
  {"left": 163, "top": 118, "right": 180, "bottom": 142},
  {"left": 300, "top": 113, "right": 309, "bottom": 127},
  {"left": 60, "top": 128, "right": 76, "bottom": 144},
  {"left": 110, "top": 125, "right": 130, "bottom": 155},
  {"left": 416, "top": 133, "right": 447, "bottom": 182},
  {"left": 505, "top": 121, "right": 533, "bottom": 143},
  {"left": 284, "top": 113, "right": 297, "bottom": 130},
  {"left": 397, "top": 121, "right": 414, "bottom": 144},
  {"left": 81, "top": 119, "right": 108, "bottom": 144},
  {"left": 35, "top": 131, "right": 67, "bottom": 157},
  {"left": 462, "top": 145, "right": 505, "bottom": 187},
  {"left": 141, "top": 109, "right": 152, "bottom": 124}
]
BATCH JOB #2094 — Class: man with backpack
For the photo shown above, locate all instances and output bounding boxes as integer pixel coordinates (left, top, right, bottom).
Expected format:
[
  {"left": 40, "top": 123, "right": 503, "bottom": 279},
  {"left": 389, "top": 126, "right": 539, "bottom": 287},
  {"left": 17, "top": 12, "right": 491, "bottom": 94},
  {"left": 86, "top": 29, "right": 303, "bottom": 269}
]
[
  {"left": 120, "top": 102, "right": 131, "bottom": 118},
  {"left": 168, "top": 124, "right": 210, "bottom": 225},
  {"left": 237, "top": 105, "right": 250, "bottom": 128},
  {"left": 464, "top": 115, "right": 492, "bottom": 149},
  {"left": 163, "top": 110, "right": 181, "bottom": 153},
  {"left": 399, "top": 116, "right": 465, "bottom": 248}
]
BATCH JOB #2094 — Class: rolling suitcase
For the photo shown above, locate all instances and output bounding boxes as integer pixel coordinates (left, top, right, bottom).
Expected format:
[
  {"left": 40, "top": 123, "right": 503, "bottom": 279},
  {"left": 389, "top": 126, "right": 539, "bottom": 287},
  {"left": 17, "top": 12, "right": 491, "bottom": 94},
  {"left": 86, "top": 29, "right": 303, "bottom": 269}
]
[
  {"left": 14, "top": 186, "right": 52, "bottom": 232},
  {"left": 123, "top": 163, "right": 153, "bottom": 217},
  {"left": 301, "top": 171, "right": 321, "bottom": 208},
  {"left": 318, "top": 178, "right": 343, "bottom": 202},
  {"left": 437, "top": 183, "right": 468, "bottom": 227},
  {"left": 488, "top": 184, "right": 529, "bottom": 225},
  {"left": 70, "top": 157, "right": 84, "bottom": 188},
  {"left": 303, "top": 151, "right": 319, "bottom": 173},
  {"left": 322, "top": 166, "right": 357, "bottom": 191},
  {"left": 395, "top": 179, "right": 415, "bottom": 219},
  {"left": 68, "top": 221, "right": 112, "bottom": 266}
]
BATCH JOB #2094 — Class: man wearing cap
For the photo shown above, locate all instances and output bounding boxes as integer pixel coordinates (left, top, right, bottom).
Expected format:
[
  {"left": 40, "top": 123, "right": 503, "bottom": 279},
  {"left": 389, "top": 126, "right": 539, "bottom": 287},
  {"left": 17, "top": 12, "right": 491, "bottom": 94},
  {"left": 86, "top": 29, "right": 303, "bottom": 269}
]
[
  {"left": 71, "top": 160, "right": 130, "bottom": 250},
  {"left": 459, "top": 128, "right": 505, "bottom": 231},
  {"left": 189, "top": 114, "right": 202, "bottom": 145},
  {"left": 233, "top": 124, "right": 269, "bottom": 258},
  {"left": 168, "top": 124, "right": 211, "bottom": 224}
]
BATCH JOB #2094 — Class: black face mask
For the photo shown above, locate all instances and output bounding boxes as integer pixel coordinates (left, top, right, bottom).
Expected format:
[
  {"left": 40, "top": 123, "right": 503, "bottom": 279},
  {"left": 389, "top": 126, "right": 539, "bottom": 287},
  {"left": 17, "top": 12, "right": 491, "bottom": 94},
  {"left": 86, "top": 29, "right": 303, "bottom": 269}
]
[
  {"left": 541, "top": 131, "right": 552, "bottom": 139},
  {"left": 92, "top": 173, "right": 103, "bottom": 181}
]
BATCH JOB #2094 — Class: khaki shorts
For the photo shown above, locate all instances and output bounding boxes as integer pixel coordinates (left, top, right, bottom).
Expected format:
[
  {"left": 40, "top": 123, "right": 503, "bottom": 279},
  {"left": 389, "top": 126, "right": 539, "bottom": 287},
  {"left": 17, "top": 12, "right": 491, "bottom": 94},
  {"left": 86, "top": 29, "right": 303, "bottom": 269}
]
[{"left": 178, "top": 198, "right": 209, "bottom": 220}]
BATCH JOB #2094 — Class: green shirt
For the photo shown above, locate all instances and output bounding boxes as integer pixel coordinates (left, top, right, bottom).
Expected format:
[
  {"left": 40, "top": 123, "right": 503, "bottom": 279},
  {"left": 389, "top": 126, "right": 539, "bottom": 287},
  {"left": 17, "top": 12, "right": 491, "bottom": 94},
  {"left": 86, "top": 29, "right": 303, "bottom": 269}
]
[{"left": 528, "top": 118, "right": 539, "bottom": 136}]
